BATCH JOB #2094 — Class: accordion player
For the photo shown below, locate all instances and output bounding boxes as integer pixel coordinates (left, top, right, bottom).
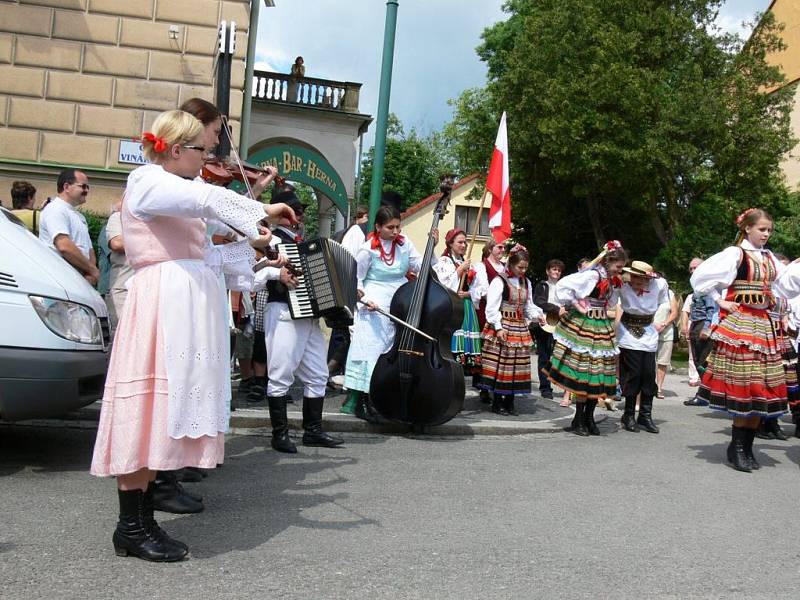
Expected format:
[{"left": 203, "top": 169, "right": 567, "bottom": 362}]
[{"left": 275, "top": 237, "right": 358, "bottom": 327}]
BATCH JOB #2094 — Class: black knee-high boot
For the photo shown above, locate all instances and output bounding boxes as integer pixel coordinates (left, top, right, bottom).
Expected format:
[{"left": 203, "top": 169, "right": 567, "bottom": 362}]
[
  {"left": 113, "top": 488, "right": 188, "bottom": 562},
  {"left": 727, "top": 426, "right": 752, "bottom": 473},
  {"left": 583, "top": 399, "right": 600, "bottom": 435},
  {"left": 492, "top": 394, "right": 509, "bottom": 416},
  {"left": 637, "top": 395, "right": 659, "bottom": 433},
  {"left": 621, "top": 396, "right": 639, "bottom": 432},
  {"left": 570, "top": 402, "right": 589, "bottom": 436},
  {"left": 769, "top": 417, "right": 788, "bottom": 441},
  {"left": 302, "top": 396, "right": 344, "bottom": 447},
  {"left": 267, "top": 395, "right": 297, "bottom": 453},
  {"left": 503, "top": 395, "right": 519, "bottom": 416},
  {"left": 742, "top": 427, "right": 760, "bottom": 470}
]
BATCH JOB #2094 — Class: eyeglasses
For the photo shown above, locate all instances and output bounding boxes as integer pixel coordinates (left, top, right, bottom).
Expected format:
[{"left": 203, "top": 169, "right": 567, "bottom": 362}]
[
  {"left": 73, "top": 183, "right": 90, "bottom": 191},
  {"left": 182, "top": 145, "right": 211, "bottom": 157}
]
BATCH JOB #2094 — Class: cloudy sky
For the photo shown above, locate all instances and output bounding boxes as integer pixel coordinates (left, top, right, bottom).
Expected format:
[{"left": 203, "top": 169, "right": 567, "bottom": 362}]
[{"left": 254, "top": 0, "right": 773, "bottom": 148}]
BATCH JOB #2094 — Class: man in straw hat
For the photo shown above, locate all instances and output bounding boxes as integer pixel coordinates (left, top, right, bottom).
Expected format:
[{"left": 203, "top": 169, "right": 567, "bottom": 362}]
[{"left": 617, "top": 260, "right": 671, "bottom": 433}]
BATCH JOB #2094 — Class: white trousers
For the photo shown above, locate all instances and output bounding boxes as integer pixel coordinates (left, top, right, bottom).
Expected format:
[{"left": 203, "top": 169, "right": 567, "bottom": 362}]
[{"left": 264, "top": 302, "right": 328, "bottom": 398}]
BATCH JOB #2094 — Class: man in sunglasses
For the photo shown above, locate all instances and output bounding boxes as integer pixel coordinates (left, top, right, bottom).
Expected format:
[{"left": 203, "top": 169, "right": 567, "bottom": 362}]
[{"left": 39, "top": 168, "right": 100, "bottom": 286}]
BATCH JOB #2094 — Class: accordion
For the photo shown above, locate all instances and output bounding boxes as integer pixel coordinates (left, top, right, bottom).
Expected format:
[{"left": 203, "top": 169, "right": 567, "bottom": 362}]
[{"left": 276, "top": 237, "right": 358, "bottom": 327}]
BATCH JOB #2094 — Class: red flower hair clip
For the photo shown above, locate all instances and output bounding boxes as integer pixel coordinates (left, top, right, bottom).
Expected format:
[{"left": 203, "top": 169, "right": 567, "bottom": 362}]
[
  {"left": 139, "top": 132, "right": 168, "bottom": 153},
  {"left": 604, "top": 240, "right": 622, "bottom": 252},
  {"left": 735, "top": 208, "right": 758, "bottom": 226}
]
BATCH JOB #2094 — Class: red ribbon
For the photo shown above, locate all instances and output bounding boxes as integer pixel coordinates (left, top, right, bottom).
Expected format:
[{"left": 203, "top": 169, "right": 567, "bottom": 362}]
[
  {"left": 367, "top": 231, "right": 404, "bottom": 249},
  {"left": 140, "top": 132, "right": 168, "bottom": 153}
]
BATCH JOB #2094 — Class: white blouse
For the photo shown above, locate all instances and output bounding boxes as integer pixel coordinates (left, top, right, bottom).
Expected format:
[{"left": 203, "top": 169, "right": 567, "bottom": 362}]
[
  {"left": 690, "top": 239, "right": 785, "bottom": 302},
  {"left": 555, "top": 266, "right": 619, "bottom": 307},
  {"left": 485, "top": 275, "right": 542, "bottom": 330},
  {"left": 617, "top": 277, "right": 670, "bottom": 352},
  {"left": 773, "top": 261, "right": 800, "bottom": 300},
  {"left": 432, "top": 254, "right": 483, "bottom": 303}
]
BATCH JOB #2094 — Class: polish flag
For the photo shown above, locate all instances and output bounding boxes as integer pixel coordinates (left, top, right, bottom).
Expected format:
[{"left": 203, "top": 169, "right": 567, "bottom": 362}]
[{"left": 485, "top": 112, "right": 512, "bottom": 243}]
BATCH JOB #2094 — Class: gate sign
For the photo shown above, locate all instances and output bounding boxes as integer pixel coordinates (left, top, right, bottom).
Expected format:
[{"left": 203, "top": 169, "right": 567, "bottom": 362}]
[{"left": 246, "top": 144, "right": 348, "bottom": 213}]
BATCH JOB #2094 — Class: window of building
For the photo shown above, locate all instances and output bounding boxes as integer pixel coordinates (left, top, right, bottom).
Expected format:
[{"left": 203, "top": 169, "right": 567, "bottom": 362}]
[{"left": 454, "top": 206, "right": 490, "bottom": 238}]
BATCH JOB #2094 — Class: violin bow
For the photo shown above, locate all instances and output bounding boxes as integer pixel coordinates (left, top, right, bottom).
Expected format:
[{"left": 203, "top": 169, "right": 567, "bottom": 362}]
[
  {"left": 220, "top": 114, "right": 258, "bottom": 200},
  {"left": 357, "top": 300, "right": 435, "bottom": 342}
]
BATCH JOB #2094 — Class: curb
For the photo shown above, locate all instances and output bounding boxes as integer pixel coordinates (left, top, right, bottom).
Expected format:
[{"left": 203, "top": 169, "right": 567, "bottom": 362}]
[{"left": 229, "top": 408, "right": 610, "bottom": 436}]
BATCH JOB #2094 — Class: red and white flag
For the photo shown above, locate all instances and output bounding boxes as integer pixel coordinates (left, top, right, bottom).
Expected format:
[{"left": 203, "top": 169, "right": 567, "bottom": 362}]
[{"left": 485, "top": 111, "right": 512, "bottom": 243}]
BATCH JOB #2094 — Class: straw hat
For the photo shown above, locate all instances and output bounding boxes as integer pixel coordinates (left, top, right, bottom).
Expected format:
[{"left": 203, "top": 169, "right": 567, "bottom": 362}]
[{"left": 622, "top": 260, "right": 658, "bottom": 279}]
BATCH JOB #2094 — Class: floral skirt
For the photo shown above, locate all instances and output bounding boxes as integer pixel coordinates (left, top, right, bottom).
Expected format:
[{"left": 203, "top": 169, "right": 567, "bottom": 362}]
[
  {"left": 452, "top": 298, "right": 482, "bottom": 375},
  {"left": 697, "top": 306, "right": 787, "bottom": 418},
  {"left": 544, "top": 309, "right": 618, "bottom": 400}
]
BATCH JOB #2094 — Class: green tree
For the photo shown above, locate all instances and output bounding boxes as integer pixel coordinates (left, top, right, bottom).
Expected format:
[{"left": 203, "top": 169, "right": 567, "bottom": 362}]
[
  {"left": 446, "top": 0, "right": 797, "bottom": 282},
  {"left": 359, "top": 113, "right": 457, "bottom": 210}
]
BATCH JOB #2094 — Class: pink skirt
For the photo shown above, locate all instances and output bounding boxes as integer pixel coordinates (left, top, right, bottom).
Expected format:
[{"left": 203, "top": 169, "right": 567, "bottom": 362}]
[{"left": 90, "top": 263, "right": 225, "bottom": 477}]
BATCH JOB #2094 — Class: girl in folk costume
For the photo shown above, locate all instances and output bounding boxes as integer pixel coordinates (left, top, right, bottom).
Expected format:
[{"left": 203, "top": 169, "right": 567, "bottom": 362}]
[
  {"left": 90, "top": 110, "right": 296, "bottom": 561},
  {"left": 545, "top": 241, "right": 627, "bottom": 436},
  {"left": 691, "top": 208, "right": 800, "bottom": 472},
  {"left": 616, "top": 261, "right": 671, "bottom": 434},
  {"left": 479, "top": 247, "right": 545, "bottom": 416},
  {"left": 433, "top": 228, "right": 483, "bottom": 374},
  {"left": 472, "top": 239, "right": 506, "bottom": 402},
  {"left": 341, "top": 205, "right": 435, "bottom": 419}
]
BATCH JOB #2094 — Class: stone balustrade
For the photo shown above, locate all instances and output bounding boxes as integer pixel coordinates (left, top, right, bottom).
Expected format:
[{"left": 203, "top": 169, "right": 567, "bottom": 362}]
[{"left": 252, "top": 70, "right": 362, "bottom": 112}]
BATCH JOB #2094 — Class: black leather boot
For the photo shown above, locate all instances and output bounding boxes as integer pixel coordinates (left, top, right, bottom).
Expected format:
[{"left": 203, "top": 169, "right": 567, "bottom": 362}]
[
  {"left": 770, "top": 418, "right": 788, "bottom": 441},
  {"left": 302, "top": 397, "right": 344, "bottom": 447},
  {"left": 584, "top": 399, "right": 600, "bottom": 435},
  {"left": 637, "top": 395, "right": 659, "bottom": 433},
  {"left": 144, "top": 483, "right": 188, "bottom": 551},
  {"left": 621, "top": 396, "right": 639, "bottom": 432},
  {"left": 742, "top": 427, "right": 760, "bottom": 470},
  {"left": 755, "top": 418, "right": 774, "bottom": 440},
  {"left": 151, "top": 471, "right": 204, "bottom": 513},
  {"left": 503, "top": 395, "right": 519, "bottom": 417},
  {"left": 492, "top": 394, "right": 509, "bottom": 416},
  {"left": 354, "top": 393, "right": 369, "bottom": 421},
  {"left": 174, "top": 467, "right": 203, "bottom": 483},
  {"left": 267, "top": 395, "right": 297, "bottom": 453},
  {"left": 727, "top": 426, "right": 752, "bottom": 473},
  {"left": 363, "top": 394, "right": 388, "bottom": 424},
  {"left": 113, "top": 488, "right": 188, "bottom": 562},
  {"left": 570, "top": 402, "right": 589, "bottom": 436}
]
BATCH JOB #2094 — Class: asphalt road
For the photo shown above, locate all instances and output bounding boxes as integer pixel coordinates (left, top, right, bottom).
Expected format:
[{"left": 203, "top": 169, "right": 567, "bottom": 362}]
[{"left": 2, "top": 373, "right": 800, "bottom": 599}]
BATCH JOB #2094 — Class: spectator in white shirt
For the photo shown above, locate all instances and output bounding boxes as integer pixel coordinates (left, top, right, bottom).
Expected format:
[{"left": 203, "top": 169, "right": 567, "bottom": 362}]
[{"left": 38, "top": 169, "right": 99, "bottom": 286}]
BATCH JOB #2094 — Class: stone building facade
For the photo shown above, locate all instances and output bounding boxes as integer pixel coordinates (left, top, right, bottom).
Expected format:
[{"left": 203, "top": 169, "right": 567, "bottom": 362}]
[{"left": 0, "top": 0, "right": 252, "bottom": 212}]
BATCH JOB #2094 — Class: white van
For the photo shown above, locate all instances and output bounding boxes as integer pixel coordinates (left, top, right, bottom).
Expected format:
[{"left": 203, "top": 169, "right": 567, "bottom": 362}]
[{"left": 0, "top": 207, "right": 110, "bottom": 421}]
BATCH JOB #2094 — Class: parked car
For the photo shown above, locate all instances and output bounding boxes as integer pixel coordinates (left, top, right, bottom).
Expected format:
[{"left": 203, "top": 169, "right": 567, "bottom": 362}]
[{"left": 0, "top": 207, "right": 110, "bottom": 421}]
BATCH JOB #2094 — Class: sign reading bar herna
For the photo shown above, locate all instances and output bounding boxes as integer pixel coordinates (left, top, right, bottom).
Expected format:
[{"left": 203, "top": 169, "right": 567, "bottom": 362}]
[{"left": 247, "top": 144, "right": 348, "bottom": 213}]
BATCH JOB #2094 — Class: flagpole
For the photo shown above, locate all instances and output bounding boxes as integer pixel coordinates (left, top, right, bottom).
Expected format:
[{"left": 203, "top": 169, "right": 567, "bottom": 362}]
[{"left": 459, "top": 186, "right": 491, "bottom": 290}]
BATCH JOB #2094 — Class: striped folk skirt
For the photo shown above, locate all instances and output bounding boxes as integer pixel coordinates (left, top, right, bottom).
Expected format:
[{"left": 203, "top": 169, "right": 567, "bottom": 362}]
[
  {"left": 545, "top": 309, "right": 618, "bottom": 400},
  {"left": 452, "top": 297, "right": 482, "bottom": 375},
  {"left": 477, "top": 312, "right": 532, "bottom": 396},
  {"left": 697, "top": 306, "right": 788, "bottom": 418}
]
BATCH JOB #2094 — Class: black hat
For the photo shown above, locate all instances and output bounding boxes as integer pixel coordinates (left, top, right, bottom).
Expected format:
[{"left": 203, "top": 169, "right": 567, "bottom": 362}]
[
  {"left": 271, "top": 190, "right": 304, "bottom": 214},
  {"left": 380, "top": 190, "right": 403, "bottom": 211}
]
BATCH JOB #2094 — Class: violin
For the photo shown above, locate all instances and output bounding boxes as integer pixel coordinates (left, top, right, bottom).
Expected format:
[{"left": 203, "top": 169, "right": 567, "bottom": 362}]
[
  {"left": 253, "top": 248, "right": 302, "bottom": 278},
  {"left": 369, "top": 175, "right": 465, "bottom": 427},
  {"left": 202, "top": 157, "right": 284, "bottom": 189}
]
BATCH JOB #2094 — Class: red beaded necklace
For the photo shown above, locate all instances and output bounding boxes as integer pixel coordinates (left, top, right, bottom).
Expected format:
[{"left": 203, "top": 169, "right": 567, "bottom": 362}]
[{"left": 378, "top": 237, "right": 398, "bottom": 265}]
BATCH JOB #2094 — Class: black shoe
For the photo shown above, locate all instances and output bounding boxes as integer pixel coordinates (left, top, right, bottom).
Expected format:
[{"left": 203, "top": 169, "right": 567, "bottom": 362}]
[
  {"left": 184, "top": 466, "right": 209, "bottom": 478},
  {"left": 174, "top": 467, "right": 203, "bottom": 483},
  {"left": 636, "top": 395, "right": 659, "bottom": 434},
  {"left": 113, "top": 489, "right": 188, "bottom": 562},
  {"left": 755, "top": 419, "right": 775, "bottom": 440},
  {"left": 157, "top": 471, "right": 203, "bottom": 502},
  {"left": 770, "top": 418, "right": 788, "bottom": 441},
  {"left": 492, "top": 395, "right": 510, "bottom": 416},
  {"left": 268, "top": 395, "right": 297, "bottom": 453},
  {"left": 143, "top": 484, "right": 188, "bottom": 552},
  {"left": 683, "top": 398, "right": 703, "bottom": 406},
  {"left": 247, "top": 380, "right": 266, "bottom": 403},
  {"left": 503, "top": 395, "right": 519, "bottom": 417},
  {"left": 727, "top": 426, "right": 752, "bottom": 473},
  {"left": 540, "top": 390, "right": 554, "bottom": 399},
  {"left": 354, "top": 394, "right": 369, "bottom": 421},
  {"left": 568, "top": 402, "right": 589, "bottom": 436},
  {"left": 363, "top": 394, "right": 389, "bottom": 424},
  {"left": 583, "top": 399, "right": 600, "bottom": 435},
  {"left": 742, "top": 427, "right": 760, "bottom": 470},
  {"left": 302, "top": 396, "right": 344, "bottom": 447},
  {"left": 479, "top": 390, "right": 492, "bottom": 404},
  {"left": 151, "top": 475, "right": 204, "bottom": 514},
  {"left": 237, "top": 377, "right": 254, "bottom": 398},
  {"left": 621, "top": 397, "right": 639, "bottom": 432}
]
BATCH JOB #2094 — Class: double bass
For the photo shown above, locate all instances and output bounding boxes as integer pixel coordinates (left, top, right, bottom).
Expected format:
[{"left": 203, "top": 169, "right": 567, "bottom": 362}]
[{"left": 370, "top": 176, "right": 465, "bottom": 426}]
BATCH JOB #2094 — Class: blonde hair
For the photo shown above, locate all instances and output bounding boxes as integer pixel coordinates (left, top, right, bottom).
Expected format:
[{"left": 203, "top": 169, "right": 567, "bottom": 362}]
[
  {"left": 734, "top": 208, "right": 772, "bottom": 246},
  {"left": 141, "top": 110, "right": 204, "bottom": 162}
]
